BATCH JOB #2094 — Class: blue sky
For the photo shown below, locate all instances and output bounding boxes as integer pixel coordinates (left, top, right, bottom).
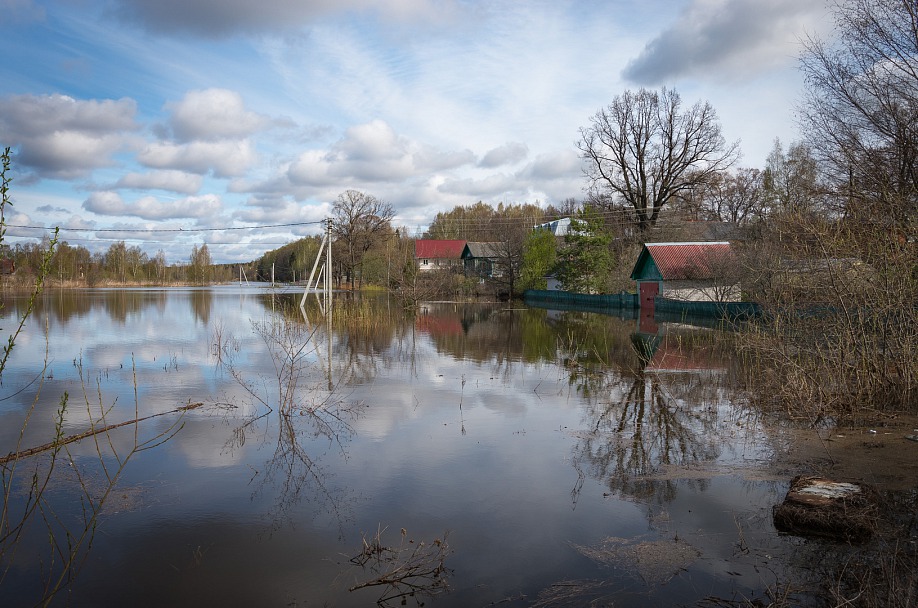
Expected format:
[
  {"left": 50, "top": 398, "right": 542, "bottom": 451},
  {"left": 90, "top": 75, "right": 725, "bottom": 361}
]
[{"left": 0, "top": 0, "right": 830, "bottom": 263}]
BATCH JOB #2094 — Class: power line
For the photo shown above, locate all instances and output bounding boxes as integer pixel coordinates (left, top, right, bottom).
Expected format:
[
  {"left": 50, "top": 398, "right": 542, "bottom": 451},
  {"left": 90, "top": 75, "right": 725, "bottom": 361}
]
[{"left": 4, "top": 220, "right": 326, "bottom": 233}]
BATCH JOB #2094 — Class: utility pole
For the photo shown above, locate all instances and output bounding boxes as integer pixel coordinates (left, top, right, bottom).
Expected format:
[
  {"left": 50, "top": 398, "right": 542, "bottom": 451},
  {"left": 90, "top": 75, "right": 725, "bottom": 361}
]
[{"left": 300, "top": 217, "right": 333, "bottom": 313}]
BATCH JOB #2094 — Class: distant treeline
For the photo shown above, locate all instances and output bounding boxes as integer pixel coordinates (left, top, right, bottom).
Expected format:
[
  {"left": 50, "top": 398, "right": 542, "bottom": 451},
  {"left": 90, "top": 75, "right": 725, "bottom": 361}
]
[{"left": 0, "top": 240, "right": 239, "bottom": 286}]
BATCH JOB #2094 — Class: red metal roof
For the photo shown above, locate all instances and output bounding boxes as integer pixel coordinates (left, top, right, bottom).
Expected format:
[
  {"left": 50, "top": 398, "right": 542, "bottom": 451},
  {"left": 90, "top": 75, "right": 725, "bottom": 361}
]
[
  {"left": 415, "top": 239, "right": 467, "bottom": 259},
  {"left": 642, "top": 242, "right": 733, "bottom": 280}
]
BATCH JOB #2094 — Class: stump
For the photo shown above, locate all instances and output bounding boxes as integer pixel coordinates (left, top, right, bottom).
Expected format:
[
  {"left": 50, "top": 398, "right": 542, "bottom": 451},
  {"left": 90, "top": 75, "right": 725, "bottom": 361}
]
[{"left": 773, "top": 475, "right": 878, "bottom": 542}]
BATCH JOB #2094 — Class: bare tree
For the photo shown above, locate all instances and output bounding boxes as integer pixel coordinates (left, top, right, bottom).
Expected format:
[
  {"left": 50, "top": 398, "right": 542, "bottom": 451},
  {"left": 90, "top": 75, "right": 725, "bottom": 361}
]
[
  {"left": 578, "top": 87, "right": 740, "bottom": 234},
  {"left": 704, "top": 167, "right": 766, "bottom": 225},
  {"left": 800, "top": 0, "right": 918, "bottom": 228},
  {"left": 331, "top": 190, "right": 395, "bottom": 289},
  {"left": 763, "top": 139, "right": 824, "bottom": 215}
]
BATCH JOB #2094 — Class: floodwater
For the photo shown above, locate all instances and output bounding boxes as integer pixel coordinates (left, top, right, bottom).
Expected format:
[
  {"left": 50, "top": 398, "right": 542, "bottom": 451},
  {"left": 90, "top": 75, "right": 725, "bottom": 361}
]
[{"left": 1, "top": 286, "right": 805, "bottom": 606}]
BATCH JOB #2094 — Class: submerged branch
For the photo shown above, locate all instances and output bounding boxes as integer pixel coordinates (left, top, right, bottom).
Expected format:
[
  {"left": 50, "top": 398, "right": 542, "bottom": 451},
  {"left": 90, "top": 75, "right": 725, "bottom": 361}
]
[{"left": 0, "top": 402, "right": 203, "bottom": 465}]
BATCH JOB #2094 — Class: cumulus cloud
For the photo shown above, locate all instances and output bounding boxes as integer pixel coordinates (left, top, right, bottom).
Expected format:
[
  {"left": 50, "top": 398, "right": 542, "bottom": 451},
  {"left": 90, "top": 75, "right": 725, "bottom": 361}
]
[
  {"left": 166, "top": 89, "right": 269, "bottom": 142},
  {"left": 63, "top": 215, "right": 98, "bottom": 230},
  {"left": 519, "top": 150, "right": 581, "bottom": 180},
  {"left": 83, "top": 191, "right": 222, "bottom": 220},
  {"left": 110, "top": 0, "right": 459, "bottom": 37},
  {"left": 137, "top": 139, "right": 257, "bottom": 177},
  {"left": 114, "top": 170, "right": 203, "bottom": 194},
  {"left": 0, "top": 94, "right": 137, "bottom": 178},
  {"left": 286, "top": 119, "right": 474, "bottom": 187},
  {"left": 479, "top": 142, "right": 528, "bottom": 168},
  {"left": 437, "top": 173, "right": 521, "bottom": 197},
  {"left": 623, "top": 0, "right": 825, "bottom": 84},
  {"left": 232, "top": 195, "right": 329, "bottom": 224}
]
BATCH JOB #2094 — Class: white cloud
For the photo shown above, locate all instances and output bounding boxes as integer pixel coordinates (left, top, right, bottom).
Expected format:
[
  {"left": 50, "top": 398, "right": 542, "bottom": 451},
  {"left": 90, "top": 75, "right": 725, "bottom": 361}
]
[
  {"left": 623, "top": 0, "right": 828, "bottom": 84},
  {"left": 283, "top": 120, "right": 475, "bottom": 188},
  {"left": 83, "top": 191, "right": 223, "bottom": 219},
  {"left": 438, "top": 173, "right": 521, "bottom": 198},
  {"left": 110, "top": 0, "right": 462, "bottom": 37},
  {"left": 233, "top": 195, "right": 329, "bottom": 224},
  {"left": 137, "top": 139, "right": 257, "bottom": 177},
  {"left": 0, "top": 94, "right": 137, "bottom": 178},
  {"left": 166, "top": 88, "right": 269, "bottom": 142},
  {"left": 114, "top": 170, "right": 203, "bottom": 194},
  {"left": 480, "top": 142, "right": 529, "bottom": 168},
  {"left": 520, "top": 150, "right": 582, "bottom": 180}
]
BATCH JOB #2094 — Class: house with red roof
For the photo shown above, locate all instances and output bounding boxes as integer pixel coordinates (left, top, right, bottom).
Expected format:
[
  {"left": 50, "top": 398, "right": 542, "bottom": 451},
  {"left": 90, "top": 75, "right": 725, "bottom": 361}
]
[
  {"left": 414, "top": 239, "right": 467, "bottom": 272},
  {"left": 630, "top": 242, "right": 739, "bottom": 309}
]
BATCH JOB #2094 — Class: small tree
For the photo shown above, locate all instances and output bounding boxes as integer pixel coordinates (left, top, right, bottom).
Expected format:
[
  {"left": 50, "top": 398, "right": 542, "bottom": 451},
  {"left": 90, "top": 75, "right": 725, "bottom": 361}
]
[
  {"left": 189, "top": 243, "right": 212, "bottom": 285},
  {"left": 556, "top": 207, "right": 616, "bottom": 294},
  {"left": 519, "top": 228, "right": 557, "bottom": 291}
]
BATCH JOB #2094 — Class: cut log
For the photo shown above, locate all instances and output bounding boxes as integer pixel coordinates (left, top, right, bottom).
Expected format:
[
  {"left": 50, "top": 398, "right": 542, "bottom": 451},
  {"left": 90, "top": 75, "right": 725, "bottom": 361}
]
[{"left": 773, "top": 475, "right": 878, "bottom": 542}]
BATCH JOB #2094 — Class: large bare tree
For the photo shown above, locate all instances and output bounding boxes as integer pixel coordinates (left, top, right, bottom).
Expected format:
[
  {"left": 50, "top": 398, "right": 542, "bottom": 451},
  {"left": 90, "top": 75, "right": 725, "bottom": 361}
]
[
  {"left": 578, "top": 87, "right": 739, "bottom": 233},
  {"left": 331, "top": 190, "right": 394, "bottom": 289},
  {"left": 799, "top": 0, "right": 918, "bottom": 228}
]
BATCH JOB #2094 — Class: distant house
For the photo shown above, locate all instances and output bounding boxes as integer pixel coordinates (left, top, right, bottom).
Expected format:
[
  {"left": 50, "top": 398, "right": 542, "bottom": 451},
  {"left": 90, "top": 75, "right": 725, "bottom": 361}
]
[
  {"left": 414, "top": 240, "right": 467, "bottom": 272},
  {"left": 535, "top": 217, "right": 572, "bottom": 237},
  {"left": 462, "top": 242, "right": 503, "bottom": 278},
  {"left": 0, "top": 259, "right": 14, "bottom": 275},
  {"left": 630, "top": 242, "right": 739, "bottom": 310},
  {"left": 533, "top": 218, "right": 573, "bottom": 289}
]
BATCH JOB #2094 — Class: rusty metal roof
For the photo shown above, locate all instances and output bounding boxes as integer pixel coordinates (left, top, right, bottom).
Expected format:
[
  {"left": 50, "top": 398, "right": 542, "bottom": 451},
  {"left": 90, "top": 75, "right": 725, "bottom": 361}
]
[{"left": 631, "top": 242, "right": 733, "bottom": 281}]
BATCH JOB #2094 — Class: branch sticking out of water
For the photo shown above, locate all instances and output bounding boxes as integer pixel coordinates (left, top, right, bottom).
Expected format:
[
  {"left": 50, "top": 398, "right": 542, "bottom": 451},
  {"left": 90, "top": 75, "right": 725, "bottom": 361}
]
[{"left": 349, "top": 526, "right": 451, "bottom": 606}]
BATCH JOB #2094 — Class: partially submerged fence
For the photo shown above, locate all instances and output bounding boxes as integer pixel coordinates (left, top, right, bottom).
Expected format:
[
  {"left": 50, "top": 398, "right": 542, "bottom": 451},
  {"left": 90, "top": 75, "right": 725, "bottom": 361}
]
[
  {"left": 523, "top": 289, "right": 638, "bottom": 309},
  {"left": 523, "top": 289, "right": 761, "bottom": 321}
]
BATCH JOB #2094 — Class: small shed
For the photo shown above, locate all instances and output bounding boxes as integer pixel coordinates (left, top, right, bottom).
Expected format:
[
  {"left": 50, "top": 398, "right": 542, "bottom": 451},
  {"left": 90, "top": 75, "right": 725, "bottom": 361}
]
[
  {"left": 630, "top": 242, "right": 738, "bottom": 310},
  {"left": 414, "top": 240, "right": 467, "bottom": 272}
]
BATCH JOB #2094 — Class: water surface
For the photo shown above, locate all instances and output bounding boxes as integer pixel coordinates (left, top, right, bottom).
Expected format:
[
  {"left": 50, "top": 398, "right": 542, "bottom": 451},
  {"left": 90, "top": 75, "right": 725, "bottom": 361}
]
[{"left": 1, "top": 286, "right": 798, "bottom": 607}]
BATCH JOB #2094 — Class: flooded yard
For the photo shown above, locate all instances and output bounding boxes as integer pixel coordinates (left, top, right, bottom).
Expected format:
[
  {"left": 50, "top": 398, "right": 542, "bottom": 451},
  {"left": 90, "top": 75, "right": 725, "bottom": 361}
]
[{"left": 1, "top": 286, "right": 915, "bottom": 607}]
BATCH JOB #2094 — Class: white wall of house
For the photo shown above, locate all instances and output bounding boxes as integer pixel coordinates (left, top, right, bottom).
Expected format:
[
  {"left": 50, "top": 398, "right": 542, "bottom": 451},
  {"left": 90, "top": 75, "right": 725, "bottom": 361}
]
[
  {"left": 663, "top": 280, "right": 742, "bottom": 302},
  {"left": 418, "top": 258, "right": 462, "bottom": 271}
]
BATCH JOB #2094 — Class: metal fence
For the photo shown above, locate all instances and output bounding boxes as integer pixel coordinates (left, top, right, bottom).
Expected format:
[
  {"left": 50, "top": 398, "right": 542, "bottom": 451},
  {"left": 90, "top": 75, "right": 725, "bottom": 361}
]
[
  {"left": 523, "top": 289, "right": 761, "bottom": 321},
  {"left": 522, "top": 289, "right": 638, "bottom": 309}
]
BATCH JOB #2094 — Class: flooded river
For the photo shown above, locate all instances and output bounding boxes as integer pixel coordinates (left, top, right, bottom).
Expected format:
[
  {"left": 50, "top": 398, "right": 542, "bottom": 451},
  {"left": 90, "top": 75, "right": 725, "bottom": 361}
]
[{"left": 0, "top": 286, "right": 846, "bottom": 606}]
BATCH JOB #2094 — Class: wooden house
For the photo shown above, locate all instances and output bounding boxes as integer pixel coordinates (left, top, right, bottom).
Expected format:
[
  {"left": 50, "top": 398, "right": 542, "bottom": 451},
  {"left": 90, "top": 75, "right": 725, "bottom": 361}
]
[
  {"left": 462, "top": 242, "right": 503, "bottom": 278},
  {"left": 414, "top": 240, "right": 467, "bottom": 272},
  {"left": 630, "top": 242, "right": 739, "bottom": 310}
]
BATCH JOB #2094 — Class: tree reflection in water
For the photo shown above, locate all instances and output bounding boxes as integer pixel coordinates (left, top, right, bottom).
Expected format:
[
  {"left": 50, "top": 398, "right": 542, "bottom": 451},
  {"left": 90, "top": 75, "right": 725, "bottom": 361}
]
[
  {"left": 225, "top": 301, "right": 361, "bottom": 530},
  {"left": 568, "top": 328, "right": 728, "bottom": 506}
]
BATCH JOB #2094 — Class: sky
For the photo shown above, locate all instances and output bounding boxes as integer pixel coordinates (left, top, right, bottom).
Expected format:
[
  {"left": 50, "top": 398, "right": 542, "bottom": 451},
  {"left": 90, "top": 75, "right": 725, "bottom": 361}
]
[{"left": 0, "top": 0, "right": 832, "bottom": 264}]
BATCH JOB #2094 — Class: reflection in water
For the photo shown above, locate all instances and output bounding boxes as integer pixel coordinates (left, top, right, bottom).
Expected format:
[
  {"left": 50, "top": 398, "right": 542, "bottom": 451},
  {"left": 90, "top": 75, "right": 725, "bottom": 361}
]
[
  {"left": 190, "top": 288, "right": 213, "bottom": 326},
  {"left": 573, "top": 371, "right": 719, "bottom": 504},
  {"left": 2, "top": 288, "right": 803, "bottom": 607},
  {"left": 225, "top": 304, "right": 361, "bottom": 530},
  {"left": 567, "top": 327, "right": 733, "bottom": 506}
]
